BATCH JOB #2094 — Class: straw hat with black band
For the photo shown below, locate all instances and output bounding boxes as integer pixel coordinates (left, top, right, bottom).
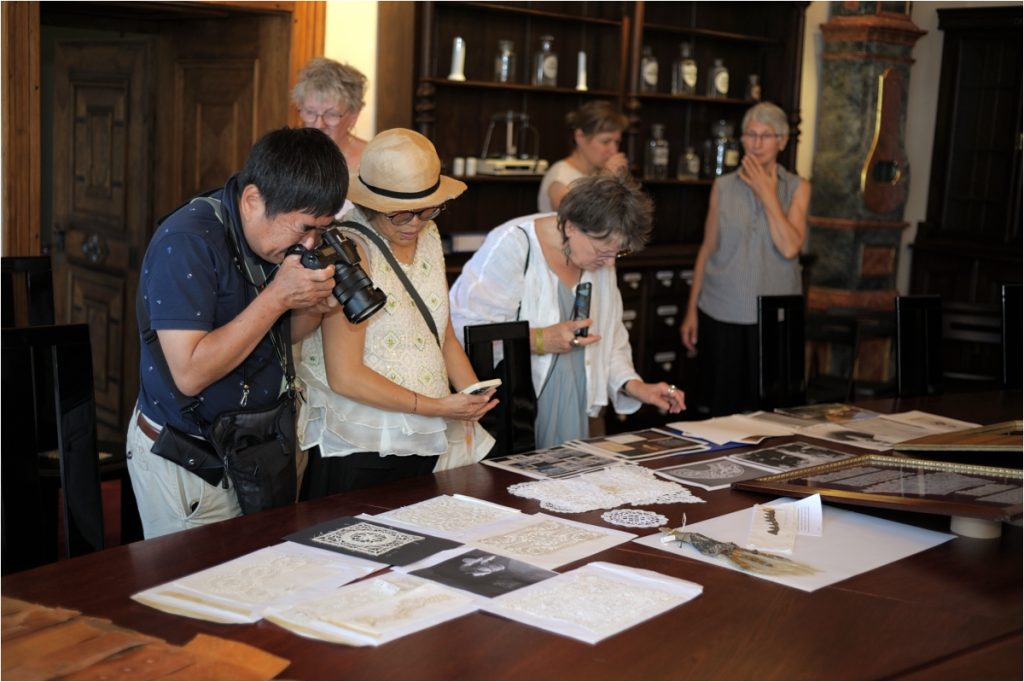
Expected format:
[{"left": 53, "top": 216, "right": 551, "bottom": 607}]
[{"left": 347, "top": 128, "right": 466, "bottom": 212}]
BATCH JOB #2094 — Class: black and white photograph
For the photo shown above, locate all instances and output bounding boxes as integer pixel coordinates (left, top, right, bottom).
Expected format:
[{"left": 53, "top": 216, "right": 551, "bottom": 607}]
[
  {"left": 655, "top": 457, "right": 777, "bottom": 491},
  {"left": 285, "top": 517, "right": 461, "bottom": 566},
  {"left": 483, "top": 446, "right": 617, "bottom": 480},
  {"left": 411, "top": 549, "right": 558, "bottom": 598},
  {"left": 729, "top": 441, "right": 857, "bottom": 472},
  {"left": 571, "top": 428, "right": 709, "bottom": 461}
]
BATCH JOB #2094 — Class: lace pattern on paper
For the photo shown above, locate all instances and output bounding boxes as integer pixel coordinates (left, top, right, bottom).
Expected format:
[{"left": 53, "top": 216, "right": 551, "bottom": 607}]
[
  {"left": 382, "top": 496, "right": 518, "bottom": 533},
  {"left": 682, "top": 460, "right": 746, "bottom": 480},
  {"left": 497, "top": 572, "right": 680, "bottom": 637},
  {"left": 508, "top": 464, "right": 704, "bottom": 512},
  {"left": 176, "top": 547, "right": 345, "bottom": 606},
  {"left": 475, "top": 519, "right": 604, "bottom": 556},
  {"left": 312, "top": 522, "right": 423, "bottom": 557},
  {"left": 281, "top": 574, "right": 468, "bottom": 635},
  {"left": 601, "top": 509, "right": 669, "bottom": 528}
]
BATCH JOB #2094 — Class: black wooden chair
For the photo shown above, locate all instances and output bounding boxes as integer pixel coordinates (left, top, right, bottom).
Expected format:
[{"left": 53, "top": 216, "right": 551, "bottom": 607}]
[
  {"left": 804, "top": 311, "right": 860, "bottom": 404},
  {"left": 757, "top": 295, "right": 806, "bottom": 410},
  {"left": 1002, "top": 283, "right": 1022, "bottom": 388},
  {"left": 463, "top": 321, "right": 537, "bottom": 457},
  {"left": 2, "top": 324, "right": 104, "bottom": 574},
  {"left": 895, "top": 295, "right": 943, "bottom": 397},
  {"left": 2, "top": 256, "right": 142, "bottom": 546}
]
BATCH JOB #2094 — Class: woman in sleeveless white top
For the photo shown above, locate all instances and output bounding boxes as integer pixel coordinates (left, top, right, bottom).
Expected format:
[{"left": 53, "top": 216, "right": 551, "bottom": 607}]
[{"left": 537, "top": 101, "right": 630, "bottom": 212}]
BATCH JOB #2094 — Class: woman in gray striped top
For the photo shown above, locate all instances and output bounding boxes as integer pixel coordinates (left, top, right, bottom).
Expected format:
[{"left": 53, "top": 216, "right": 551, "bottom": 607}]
[{"left": 680, "top": 102, "right": 811, "bottom": 416}]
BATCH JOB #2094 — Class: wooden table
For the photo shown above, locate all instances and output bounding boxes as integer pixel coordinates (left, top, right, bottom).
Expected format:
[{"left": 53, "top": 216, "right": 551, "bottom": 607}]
[{"left": 3, "top": 391, "right": 1021, "bottom": 680}]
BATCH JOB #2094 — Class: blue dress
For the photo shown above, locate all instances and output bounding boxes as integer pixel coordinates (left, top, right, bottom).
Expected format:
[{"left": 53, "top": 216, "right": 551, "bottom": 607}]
[{"left": 534, "top": 282, "right": 588, "bottom": 448}]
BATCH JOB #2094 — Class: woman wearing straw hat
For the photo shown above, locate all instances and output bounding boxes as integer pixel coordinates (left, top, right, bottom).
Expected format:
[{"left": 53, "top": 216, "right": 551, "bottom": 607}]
[{"left": 296, "top": 129, "right": 497, "bottom": 497}]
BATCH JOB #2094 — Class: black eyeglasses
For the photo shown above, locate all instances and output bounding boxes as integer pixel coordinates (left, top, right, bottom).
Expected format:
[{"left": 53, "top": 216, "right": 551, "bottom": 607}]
[{"left": 385, "top": 203, "right": 447, "bottom": 226}]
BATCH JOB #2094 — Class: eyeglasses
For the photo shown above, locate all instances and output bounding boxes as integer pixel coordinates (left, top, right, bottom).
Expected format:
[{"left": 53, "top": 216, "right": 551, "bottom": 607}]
[
  {"left": 741, "top": 131, "right": 782, "bottom": 143},
  {"left": 582, "top": 232, "right": 630, "bottom": 262},
  {"left": 385, "top": 204, "right": 446, "bottom": 226},
  {"left": 299, "top": 108, "right": 347, "bottom": 127}
]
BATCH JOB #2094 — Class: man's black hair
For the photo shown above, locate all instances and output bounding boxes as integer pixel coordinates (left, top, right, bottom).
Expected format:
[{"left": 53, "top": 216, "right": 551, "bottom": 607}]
[{"left": 237, "top": 127, "right": 348, "bottom": 218}]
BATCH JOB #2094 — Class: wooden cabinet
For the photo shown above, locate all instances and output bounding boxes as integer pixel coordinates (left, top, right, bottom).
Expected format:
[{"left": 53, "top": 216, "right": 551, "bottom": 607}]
[
  {"left": 393, "top": 1, "right": 807, "bottom": 427},
  {"left": 909, "top": 6, "right": 1022, "bottom": 387}
]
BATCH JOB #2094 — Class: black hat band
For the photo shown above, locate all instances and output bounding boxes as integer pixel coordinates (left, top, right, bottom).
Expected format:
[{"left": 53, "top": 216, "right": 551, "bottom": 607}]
[{"left": 358, "top": 175, "right": 441, "bottom": 200}]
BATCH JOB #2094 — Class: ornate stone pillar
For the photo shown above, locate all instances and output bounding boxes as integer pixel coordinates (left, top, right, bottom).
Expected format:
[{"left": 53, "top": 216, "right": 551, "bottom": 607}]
[{"left": 806, "top": 3, "right": 925, "bottom": 312}]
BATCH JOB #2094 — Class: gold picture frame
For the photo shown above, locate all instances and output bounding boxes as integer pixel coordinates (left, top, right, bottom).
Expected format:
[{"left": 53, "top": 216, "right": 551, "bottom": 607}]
[{"left": 732, "top": 454, "right": 1022, "bottom": 522}]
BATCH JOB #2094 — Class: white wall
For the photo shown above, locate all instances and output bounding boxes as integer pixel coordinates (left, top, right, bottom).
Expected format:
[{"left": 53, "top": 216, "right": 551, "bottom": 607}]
[{"left": 323, "top": 1, "right": 379, "bottom": 141}]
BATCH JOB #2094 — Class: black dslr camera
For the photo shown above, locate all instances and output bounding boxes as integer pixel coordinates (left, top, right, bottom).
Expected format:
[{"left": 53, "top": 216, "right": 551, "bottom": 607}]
[{"left": 287, "top": 226, "right": 387, "bottom": 324}]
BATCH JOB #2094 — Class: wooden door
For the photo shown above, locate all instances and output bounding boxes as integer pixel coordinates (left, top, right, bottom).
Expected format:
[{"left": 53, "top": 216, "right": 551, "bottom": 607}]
[
  {"left": 48, "top": 7, "right": 293, "bottom": 445},
  {"left": 52, "top": 40, "right": 151, "bottom": 445}
]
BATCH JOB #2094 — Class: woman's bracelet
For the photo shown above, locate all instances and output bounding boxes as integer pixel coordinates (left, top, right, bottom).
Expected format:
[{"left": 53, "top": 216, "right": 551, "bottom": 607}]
[
  {"left": 533, "top": 327, "right": 545, "bottom": 355},
  {"left": 410, "top": 390, "right": 419, "bottom": 414}
]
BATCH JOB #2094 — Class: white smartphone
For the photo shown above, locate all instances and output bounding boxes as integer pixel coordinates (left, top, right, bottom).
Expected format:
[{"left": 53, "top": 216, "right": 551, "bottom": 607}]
[{"left": 460, "top": 378, "right": 502, "bottom": 395}]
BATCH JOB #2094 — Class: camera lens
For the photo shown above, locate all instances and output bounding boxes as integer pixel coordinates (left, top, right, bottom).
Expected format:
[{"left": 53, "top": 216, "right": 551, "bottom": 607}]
[{"left": 332, "top": 263, "right": 386, "bottom": 323}]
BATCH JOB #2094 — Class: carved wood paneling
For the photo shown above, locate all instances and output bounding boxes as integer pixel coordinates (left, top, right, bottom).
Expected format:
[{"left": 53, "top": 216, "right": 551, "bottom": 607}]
[
  {"left": 66, "top": 266, "right": 125, "bottom": 440},
  {"left": 71, "top": 82, "right": 129, "bottom": 228},
  {"left": 174, "top": 59, "right": 258, "bottom": 199}
]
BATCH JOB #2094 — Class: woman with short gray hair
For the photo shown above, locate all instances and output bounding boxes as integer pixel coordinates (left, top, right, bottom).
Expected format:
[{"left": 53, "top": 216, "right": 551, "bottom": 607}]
[
  {"left": 292, "top": 57, "right": 369, "bottom": 171},
  {"left": 680, "top": 101, "right": 811, "bottom": 416}
]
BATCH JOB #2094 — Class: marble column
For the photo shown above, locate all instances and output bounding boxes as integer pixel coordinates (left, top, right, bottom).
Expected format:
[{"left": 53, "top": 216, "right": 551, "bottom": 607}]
[{"left": 807, "top": 4, "right": 925, "bottom": 312}]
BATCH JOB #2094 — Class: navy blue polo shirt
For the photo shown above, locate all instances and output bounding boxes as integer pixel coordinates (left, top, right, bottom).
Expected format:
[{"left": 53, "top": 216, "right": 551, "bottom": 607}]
[{"left": 136, "top": 178, "right": 284, "bottom": 436}]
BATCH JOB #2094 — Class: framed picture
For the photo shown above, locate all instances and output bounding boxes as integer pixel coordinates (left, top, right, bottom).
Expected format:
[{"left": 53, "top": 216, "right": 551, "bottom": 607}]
[{"left": 732, "top": 455, "right": 1022, "bottom": 522}]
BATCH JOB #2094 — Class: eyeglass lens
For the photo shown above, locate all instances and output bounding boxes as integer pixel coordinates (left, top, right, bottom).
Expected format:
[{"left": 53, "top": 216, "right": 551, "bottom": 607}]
[
  {"left": 300, "top": 109, "right": 344, "bottom": 126},
  {"left": 388, "top": 205, "right": 444, "bottom": 226},
  {"left": 742, "top": 132, "right": 779, "bottom": 142}
]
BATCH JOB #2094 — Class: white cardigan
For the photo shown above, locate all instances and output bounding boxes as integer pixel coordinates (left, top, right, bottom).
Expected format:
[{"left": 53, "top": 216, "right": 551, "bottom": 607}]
[{"left": 449, "top": 214, "right": 642, "bottom": 419}]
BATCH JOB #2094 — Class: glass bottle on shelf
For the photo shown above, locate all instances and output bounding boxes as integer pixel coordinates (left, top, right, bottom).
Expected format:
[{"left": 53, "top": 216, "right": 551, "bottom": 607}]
[
  {"left": 532, "top": 35, "right": 557, "bottom": 86},
  {"left": 644, "top": 124, "right": 670, "bottom": 180},
  {"left": 707, "top": 58, "right": 729, "bottom": 98},
  {"left": 702, "top": 120, "right": 740, "bottom": 178},
  {"left": 671, "top": 42, "right": 697, "bottom": 95},
  {"left": 494, "top": 40, "right": 516, "bottom": 83},
  {"left": 745, "top": 74, "right": 762, "bottom": 101},
  {"left": 640, "top": 46, "right": 659, "bottom": 93},
  {"left": 676, "top": 146, "right": 700, "bottom": 180}
]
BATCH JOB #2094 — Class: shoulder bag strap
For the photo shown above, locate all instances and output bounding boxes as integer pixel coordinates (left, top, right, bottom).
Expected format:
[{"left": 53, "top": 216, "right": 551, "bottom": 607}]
[
  {"left": 341, "top": 221, "right": 442, "bottom": 347},
  {"left": 514, "top": 224, "right": 530, "bottom": 321}
]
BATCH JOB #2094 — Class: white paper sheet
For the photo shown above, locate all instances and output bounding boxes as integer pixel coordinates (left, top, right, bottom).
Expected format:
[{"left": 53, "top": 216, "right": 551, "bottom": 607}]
[
  {"left": 367, "top": 494, "right": 522, "bottom": 541},
  {"left": 667, "top": 413, "right": 798, "bottom": 445},
  {"left": 131, "top": 542, "right": 384, "bottom": 623},
  {"left": 635, "top": 498, "right": 954, "bottom": 592},
  {"left": 263, "top": 572, "right": 477, "bottom": 646},
  {"left": 482, "top": 561, "right": 703, "bottom": 644},
  {"left": 465, "top": 513, "right": 636, "bottom": 570}
]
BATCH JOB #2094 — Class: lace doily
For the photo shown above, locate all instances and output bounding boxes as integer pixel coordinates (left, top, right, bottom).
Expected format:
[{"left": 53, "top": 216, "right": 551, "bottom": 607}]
[
  {"left": 507, "top": 464, "right": 705, "bottom": 513},
  {"left": 601, "top": 509, "right": 669, "bottom": 528}
]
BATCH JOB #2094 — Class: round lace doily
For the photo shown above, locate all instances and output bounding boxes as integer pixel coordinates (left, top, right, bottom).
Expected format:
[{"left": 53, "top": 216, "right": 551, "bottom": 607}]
[{"left": 601, "top": 509, "right": 669, "bottom": 528}]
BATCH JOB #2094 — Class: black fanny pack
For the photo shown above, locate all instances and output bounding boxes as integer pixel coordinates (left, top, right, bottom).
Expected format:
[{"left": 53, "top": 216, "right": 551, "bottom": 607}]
[
  {"left": 146, "top": 392, "right": 298, "bottom": 515},
  {"left": 208, "top": 391, "right": 297, "bottom": 515}
]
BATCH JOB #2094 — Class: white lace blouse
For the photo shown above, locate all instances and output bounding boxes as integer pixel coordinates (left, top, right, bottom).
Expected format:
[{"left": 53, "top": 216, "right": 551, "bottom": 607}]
[{"left": 297, "top": 208, "right": 492, "bottom": 464}]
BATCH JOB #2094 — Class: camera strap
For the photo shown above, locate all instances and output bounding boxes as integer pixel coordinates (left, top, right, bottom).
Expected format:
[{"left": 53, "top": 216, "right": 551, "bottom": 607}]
[{"left": 340, "top": 220, "right": 442, "bottom": 347}]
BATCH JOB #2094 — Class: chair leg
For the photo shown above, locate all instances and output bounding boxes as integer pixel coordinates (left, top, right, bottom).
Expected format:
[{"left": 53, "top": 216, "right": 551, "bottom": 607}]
[{"left": 119, "top": 472, "right": 144, "bottom": 544}]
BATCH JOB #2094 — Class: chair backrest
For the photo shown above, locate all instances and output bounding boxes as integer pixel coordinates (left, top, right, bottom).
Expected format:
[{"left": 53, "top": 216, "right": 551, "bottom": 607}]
[
  {"left": 895, "top": 295, "right": 943, "bottom": 397},
  {"left": 2, "top": 256, "right": 56, "bottom": 328},
  {"left": 757, "top": 295, "right": 806, "bottom": 410},
  {"left": 2, "top": 324, "right": 104, "bottom": 574},
  {"left": 463, "top": 321, "right": 537, "bottom": 457},
  {"left": 1002, "top": 283, "right": 1022, "bottom": 388},
  {"left": 805, "top": 312, "right": 860, "bottom": 403}
]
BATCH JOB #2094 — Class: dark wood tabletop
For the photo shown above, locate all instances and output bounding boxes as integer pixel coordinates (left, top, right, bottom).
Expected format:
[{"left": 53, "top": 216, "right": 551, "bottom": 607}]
[{"left": 3, "top": 391, "right": 1021, "bottom": 680}]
